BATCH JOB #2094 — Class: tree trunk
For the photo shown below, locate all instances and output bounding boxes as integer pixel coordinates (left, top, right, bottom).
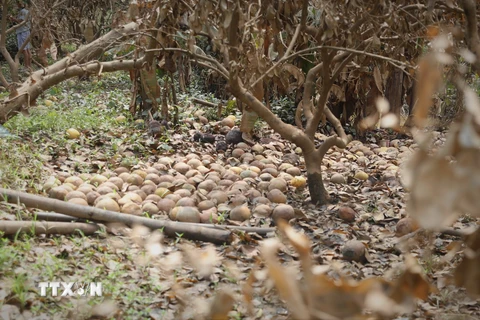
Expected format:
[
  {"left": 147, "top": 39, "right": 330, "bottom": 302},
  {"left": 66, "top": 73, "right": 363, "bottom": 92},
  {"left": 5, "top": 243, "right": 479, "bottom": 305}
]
[
  {"left": 385, "top": 68, "right": 404, "bottom": 117},
  {"left": 304, "top": 150, "right": 329, "bottom": 205},
  {"left": 404, "top": 77, "right": 416, "bottom": 128}
]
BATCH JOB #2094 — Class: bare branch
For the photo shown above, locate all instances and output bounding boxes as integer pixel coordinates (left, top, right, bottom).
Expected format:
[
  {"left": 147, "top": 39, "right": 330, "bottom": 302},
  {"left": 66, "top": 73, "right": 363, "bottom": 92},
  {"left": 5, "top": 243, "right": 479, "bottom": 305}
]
[
  {"left": 146, "top": 47, "right": 229, "bottom": 77},
  {"left": 229, "top": 76, "right": 315, "bottom": 153},
  {"left": 6, "top": 20, "right": 27, "bottom": 35},
  {"left": 324, "top": 106, "right": 350, "bottom": 144},
  {"left": 331, "top": 53, "right": 355, "bottom": 82},
  {"left": 302, "top": 48, "right": 337, "bottom": 139},
  {"left": 282, "top": 0, "right": 308, "bottom": 59},
  {"left": 304, "top": 78, "right": 332, "bottom": 139},
  {"left": 196, "top": 61, "right": 228, "bottom": 79},
  {"left": 179, "top": 0, "right": 194, "bottom": 12},
  {"left": 0, "top": 21, "right": 144, "bottom": 121},
  {"left": 314, "top": 105, "right": 354, "bottom": 162},
  {"left": 227, "top": 2, "right": 240, "bottom": 62},
  {"left": 295, "top": 100, "right": 304, "bottom": 129},
  {"left": 0, "top": 57, "right": 145, "bottom": 122},
  {"left": 317, "top": 134, "right": 351, "bottom": 162},
  {"left": 143, "top": 0, "right": 162, "bottom": 64},
  {"left": 301, "top": 62, "right": 322, "bottom": 121},
  {"left": 0, "top": 72, "right": 8, "bottom": 88},
  {"left": 0, "top": 0, "right": 18, "bottom": 81}
]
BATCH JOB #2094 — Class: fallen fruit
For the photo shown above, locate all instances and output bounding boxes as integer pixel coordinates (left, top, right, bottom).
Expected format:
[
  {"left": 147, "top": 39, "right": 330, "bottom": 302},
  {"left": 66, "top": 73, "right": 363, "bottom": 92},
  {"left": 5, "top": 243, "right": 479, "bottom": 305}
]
[
  {"left": 95, "top": 197, "right": 120, "bottom": 212},
  {"left": 272, "top": 204, "right": 295, "bottom": 222},
  {"left": 354, "top": 171, "right": 369, "bottom": 180},
  {"left": 220, "top": 117, "right": 235, "bottom": 128},
  {"left": 230, "top": 206, "right": 251, "bottom": 221},
  {"left": 142, "top": 202, "right": 159, "bottom": 216},
  {"left": 290, "top": 176, "right": 307, "bottom": 188},
  {"left": 268, "top": 178, "right": 288, "bottom": 192},
  {"left": 134, "top": 119, "right": 145, "bottom": 128},
  {"left": 68, "top": 198, "right": 88, "bottom": 206},
  {"left": 121, "top": 202, "right": 142, "bottom": 215},
  {"left": 115, "top": 115, "right": 127, "bottom": 123},
  {"left": 267, "top": 189, "right": 287, "bottom": 204},
  {"left": 330, "top": 173, "right": 346, "bottom": 184},
  {"left": 48, "top": 186, "right": 68, "bottom": 200},
  {"left": 395, "top": 217, "right": 419, "bottom": 237},
  {"left": 342, "top": 240, "right": 366, "bottom": 262},
  {"left": 175, "top": 206, "right": 201, "bottom": 223},
  {"left": 253, "top": 204, "right": 272, "bottom": 217},
  {"left": 337, "top": 206, "right": 356, "bottom": 222},
  {"left": 66, "top": 128, "right": 80, "bottom": 139}
]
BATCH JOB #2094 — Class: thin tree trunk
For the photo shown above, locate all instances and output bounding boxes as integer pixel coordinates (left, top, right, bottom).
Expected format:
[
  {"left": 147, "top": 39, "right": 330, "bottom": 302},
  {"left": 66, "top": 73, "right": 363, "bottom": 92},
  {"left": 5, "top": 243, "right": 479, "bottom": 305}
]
[
  {"left": 404, "top": 77, "right": 416, "bottom": 128},
  {"left": 304, "top": 150, "right": 329, "bottom": 205},
  {"left": 385, "top": 68, "right": 404, "bottom": 117}
]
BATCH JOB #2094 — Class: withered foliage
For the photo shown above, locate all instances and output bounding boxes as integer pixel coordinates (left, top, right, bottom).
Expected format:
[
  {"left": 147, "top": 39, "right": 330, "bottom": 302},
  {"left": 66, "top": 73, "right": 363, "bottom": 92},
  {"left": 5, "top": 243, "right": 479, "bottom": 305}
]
[
  {"left": 259, "top": 221, "right": 432, "bottom": 319},
  {"left": 400, "top": 0, "right": 480, "bottom": 299},
  {"left": 159, "top": 0, "right": 472, "bottom": 204},
  {"left": 0, "top": 1, "right": 479, "bottom": 315}
]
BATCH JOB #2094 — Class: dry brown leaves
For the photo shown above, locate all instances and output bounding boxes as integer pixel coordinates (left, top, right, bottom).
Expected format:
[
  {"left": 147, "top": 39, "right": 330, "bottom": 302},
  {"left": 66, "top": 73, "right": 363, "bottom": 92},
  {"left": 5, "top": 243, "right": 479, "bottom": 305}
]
[
  {"left": 259, "top": 220, "right": 433, "bottom": 319},
  {"left": 402, "top": 32, "right": 480, "bottom": 298},
  {"left": 454, "top": 228, "right": 480, "bottom": 297},
  {"left": 404, "top": 76, "right": 480, "bottom": 231}
]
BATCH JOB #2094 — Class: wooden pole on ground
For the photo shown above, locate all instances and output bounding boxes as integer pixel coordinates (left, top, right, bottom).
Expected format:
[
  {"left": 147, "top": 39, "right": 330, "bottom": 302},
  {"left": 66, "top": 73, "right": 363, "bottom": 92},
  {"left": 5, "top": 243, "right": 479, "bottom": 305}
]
[
  {"left": 0, "top": 188, "right": 232, "bottom": 244},
  {"left": 0, "top": 221, "right": 100, "bottom": 236}
]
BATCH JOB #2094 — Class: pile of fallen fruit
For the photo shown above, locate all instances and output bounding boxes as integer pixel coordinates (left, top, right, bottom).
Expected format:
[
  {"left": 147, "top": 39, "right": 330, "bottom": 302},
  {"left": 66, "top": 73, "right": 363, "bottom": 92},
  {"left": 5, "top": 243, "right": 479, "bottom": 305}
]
[
  {"left": 41, "top": 121, "right": 423, "bottom": 240},
  {"left": 44, "top": 136, "right": 307, "bottom": 225}
]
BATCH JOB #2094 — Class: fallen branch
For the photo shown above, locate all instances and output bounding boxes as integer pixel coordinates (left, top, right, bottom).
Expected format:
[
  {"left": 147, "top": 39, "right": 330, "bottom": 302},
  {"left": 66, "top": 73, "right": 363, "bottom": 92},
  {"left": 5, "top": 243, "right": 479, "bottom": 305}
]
[
  {"left": 33, "top": 211, "right": 84, "bottom": 222},
  {"left": 191, "top": 98, "right": 220, "bottom": 108},
  {"left": 0, "top": 21, "right": 144, "bottom": 122},
  {"left": 31, "top": 211, "right": 277, "bottom": 235},
  {"left": 0, "top": 188, "right": 232, "bottom": 244},
  {"left": 0, "top": 221, "right": 101, "bottom": 236},
  {"left": 394, "top": 226, "right": 477, "bottom": 247},
  {"left": 174, "top": 222, "right": 276, "bottom": 235}
]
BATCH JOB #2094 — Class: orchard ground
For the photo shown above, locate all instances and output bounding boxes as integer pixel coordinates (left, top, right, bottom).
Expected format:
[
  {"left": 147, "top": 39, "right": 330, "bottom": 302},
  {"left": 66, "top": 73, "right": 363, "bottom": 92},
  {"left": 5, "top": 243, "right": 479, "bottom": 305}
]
[{"left": 0, "top": 72, "right": 478, "bottom": 320}]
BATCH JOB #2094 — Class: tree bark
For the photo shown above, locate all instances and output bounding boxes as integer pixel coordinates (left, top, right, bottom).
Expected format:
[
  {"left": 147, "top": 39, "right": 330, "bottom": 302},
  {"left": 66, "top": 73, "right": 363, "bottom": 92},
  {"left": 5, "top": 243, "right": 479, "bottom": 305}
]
[
  {"left": 385, "top": 68, "right": 404, "bottom": 117},
  {"left": 304, "top": 150, "right": 329, "bottom": 205},
  {"left": 404, "top": 77, "right": 416, "bottom": 128}
]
